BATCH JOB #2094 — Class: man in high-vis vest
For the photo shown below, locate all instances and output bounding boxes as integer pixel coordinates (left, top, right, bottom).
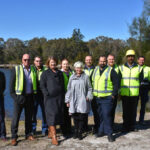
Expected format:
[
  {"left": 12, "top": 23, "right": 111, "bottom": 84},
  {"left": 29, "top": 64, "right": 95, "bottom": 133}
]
[
  {"left": 10, "top": 54, "right": 37, "bottom": 146},
  {"left": 107, "top": 54, "right": 119, "bottom": 127},
  {"left": 119, "top": 50, "right": 143, "bottom": 133},
  {"left": 137, "top": 56, "right": 150, "bottom": 125},
  {"left": 84, "top": 56, "right": 95, "bottom": 133},
  {"left": 32, "top": 56, "right": 48, "bottom": 136},
  {"left": 92, "top": 56, "right": 119, "bottom": 142}
]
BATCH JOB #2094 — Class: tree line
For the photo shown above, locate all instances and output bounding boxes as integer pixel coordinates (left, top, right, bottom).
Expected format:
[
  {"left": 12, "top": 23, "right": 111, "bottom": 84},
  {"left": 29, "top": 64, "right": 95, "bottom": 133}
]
[{"left": 0, "top": 0, "right": 149, "bottom": 66}]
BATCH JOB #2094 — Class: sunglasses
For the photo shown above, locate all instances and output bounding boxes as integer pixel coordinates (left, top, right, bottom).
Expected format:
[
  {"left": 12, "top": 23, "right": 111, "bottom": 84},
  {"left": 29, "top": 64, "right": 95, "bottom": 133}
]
[
  {"left": 35, "top": 60, "right": 41, "bottom": 62},
  {"left": 23, "top": 59, "right": 30, "bottom": 62}
]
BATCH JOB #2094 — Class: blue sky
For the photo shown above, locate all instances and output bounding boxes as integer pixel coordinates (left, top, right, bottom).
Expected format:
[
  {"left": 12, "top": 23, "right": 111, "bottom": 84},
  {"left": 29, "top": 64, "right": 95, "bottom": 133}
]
[{"left": 0, "top": 0, "right": 143, "bottom": 41}]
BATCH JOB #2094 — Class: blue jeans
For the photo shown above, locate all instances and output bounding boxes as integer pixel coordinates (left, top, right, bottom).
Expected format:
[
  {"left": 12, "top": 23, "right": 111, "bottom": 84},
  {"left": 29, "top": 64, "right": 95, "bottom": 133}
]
[
  {"left": 96, "top": 96, "right": 113, "bottom": 135},
  {"left": 0, "top": 95, "right": 6, "bottom": 138},
  {"left": 32, "top": 94, "right": 48, "bottom": 134}
]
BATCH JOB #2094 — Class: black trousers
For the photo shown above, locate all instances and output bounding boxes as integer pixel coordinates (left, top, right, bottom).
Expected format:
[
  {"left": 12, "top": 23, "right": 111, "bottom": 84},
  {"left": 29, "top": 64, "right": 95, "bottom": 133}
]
[
  {"left": 0, "top": 95, "right": 6, "bottom": 138},
  {"left": 61, "top": 104, "right": 72, "bottom": 135},
  {"left": 111, "top": 96, "right": 118, "bottom": 125},
  {"left": 73, "top": 113, "right": 87, "bottom": 131},
  {"left": 138, "top": 86, "right": 149, "bottom": 122},
  {"left": 122, "top": 96, "right": 138, "bottom": 131},
  {"left": 11, "top": 94, "right": 34, "bottom": 139},
  {"left": 91, "top": 98, "right": 100, "bottom": 132}
]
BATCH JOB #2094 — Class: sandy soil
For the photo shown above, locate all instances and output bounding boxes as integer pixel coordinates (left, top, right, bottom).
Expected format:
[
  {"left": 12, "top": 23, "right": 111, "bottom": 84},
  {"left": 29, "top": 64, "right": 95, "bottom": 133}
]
[{"left": 0, "top": 112, "right": 150, "bottom": 150}]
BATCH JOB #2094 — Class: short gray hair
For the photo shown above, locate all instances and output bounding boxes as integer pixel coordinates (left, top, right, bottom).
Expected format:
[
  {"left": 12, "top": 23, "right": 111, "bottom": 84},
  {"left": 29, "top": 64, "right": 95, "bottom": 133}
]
[{"left": 74, "top": 61, "right": 84, "bottom": 68}]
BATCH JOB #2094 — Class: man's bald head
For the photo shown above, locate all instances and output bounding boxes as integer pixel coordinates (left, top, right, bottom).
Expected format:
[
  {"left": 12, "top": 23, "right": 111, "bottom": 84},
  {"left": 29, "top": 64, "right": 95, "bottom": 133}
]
[{"left": 22, "top": 54, "right": 30, "bottom": 68}]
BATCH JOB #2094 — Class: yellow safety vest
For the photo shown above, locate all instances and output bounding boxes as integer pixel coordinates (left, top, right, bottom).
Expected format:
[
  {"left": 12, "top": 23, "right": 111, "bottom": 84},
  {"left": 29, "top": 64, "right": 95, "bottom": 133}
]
[
  {"left": 34, "top": 66, "right": 47, "bottom": 81},
  {"left": 84, "top": 67, "right": 94, "bottom": 77},
  {"left": 92, "top": 66, "right": 113, "bottom": 97},
  {"left": 113, "top": 64, "right": 119, "bottom": 74},
  {"left": 119, "top": 64, "right": 141, "bottom": 96},
  {"left": 15, "top": 65, "right": 37, "bottom": 95}
]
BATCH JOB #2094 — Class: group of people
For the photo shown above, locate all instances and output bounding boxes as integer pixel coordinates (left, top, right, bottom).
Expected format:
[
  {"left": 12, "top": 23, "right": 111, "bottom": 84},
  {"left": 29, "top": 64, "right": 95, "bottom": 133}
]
[{"left": 0, "top": 49, "right": 150, "bottom": 146}]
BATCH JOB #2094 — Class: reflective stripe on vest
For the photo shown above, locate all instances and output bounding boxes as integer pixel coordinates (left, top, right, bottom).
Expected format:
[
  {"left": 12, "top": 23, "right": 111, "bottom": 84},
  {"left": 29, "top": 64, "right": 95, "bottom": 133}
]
[
  {"left": 15, "top": 65, "right": 37, "bottom": 95},
  {"left": 63, "top": 71, "right": 72, "bottom": 92},
  {"left": 92, "top": 66, "right": 113, "bottom": 97},
  {"left": 119, "top": 65, "right": 141, "bottom": 96}
]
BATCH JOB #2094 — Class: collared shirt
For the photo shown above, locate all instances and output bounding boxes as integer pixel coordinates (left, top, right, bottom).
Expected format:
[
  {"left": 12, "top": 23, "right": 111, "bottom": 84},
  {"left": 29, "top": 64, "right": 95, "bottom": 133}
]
[
  {"left": 126, "top": 62, "right": 136, "bottom": 69},
  {"left": 23, "top": 65, "right": 33, "bottom": 94}
]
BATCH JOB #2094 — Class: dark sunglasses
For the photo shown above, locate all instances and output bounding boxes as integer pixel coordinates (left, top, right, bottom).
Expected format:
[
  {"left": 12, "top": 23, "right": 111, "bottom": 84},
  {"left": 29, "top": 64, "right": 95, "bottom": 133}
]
[{"left": 23, "top": 59, "right": 30, "bottom": 62}]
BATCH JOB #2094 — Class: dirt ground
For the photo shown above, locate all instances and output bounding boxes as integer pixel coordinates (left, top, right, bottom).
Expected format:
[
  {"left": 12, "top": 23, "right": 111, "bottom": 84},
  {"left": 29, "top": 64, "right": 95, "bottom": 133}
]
[{"left": 0, "top": 112, "right": 150, "bottom": 150}]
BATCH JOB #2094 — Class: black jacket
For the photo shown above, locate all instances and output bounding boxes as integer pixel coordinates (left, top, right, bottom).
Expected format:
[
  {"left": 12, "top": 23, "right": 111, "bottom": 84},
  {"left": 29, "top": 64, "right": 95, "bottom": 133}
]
[
  {"left": 0, "top": 71, "right": 5, "bottom": 96},
  {"left": 40, "top": 68, "right": 65, "bottom": 125}
]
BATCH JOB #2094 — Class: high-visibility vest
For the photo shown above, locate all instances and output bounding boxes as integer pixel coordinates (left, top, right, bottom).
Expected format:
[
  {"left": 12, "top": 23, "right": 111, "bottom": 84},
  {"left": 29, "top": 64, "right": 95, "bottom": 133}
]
[
  {"left": 113, "top": 64, "right": 119, "bottom": 74},
  {"left": 34, "top": 66, "right": 47, "bottom": 81},
  {"left": 139, "top": 65, "right": 150, "bottom": 85},
  {"left": 63, "top": 71, "right": 72, "bottom": 92},
  {"left": 142, "top": 65, "right": 150, "bottom": 80},
  {"left": 92, "top": 66, "right": 113, "bottom": 97},
  {"left": 15, "top": 65, "right": 37, "bottom": 95},
  {"left": 108, "top": 64, "right": 119, "bottom": 74},
  {"left": 84, "top": 68, "right": 94, "bottom": 77},
  {"left": 119, "top": 64, "right": 141, "bottom": 96}
]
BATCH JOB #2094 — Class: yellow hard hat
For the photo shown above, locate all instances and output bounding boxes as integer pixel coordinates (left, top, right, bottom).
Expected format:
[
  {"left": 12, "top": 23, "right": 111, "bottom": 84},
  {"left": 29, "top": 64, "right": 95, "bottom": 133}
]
[{"left": 126, "top": 49, "right": 135, "bottom": 56}]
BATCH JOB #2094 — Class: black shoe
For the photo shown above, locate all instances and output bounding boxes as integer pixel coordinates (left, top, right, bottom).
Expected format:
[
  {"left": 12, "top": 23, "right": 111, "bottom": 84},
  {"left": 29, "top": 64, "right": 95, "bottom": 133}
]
[
  {"left": 95, "top": 133, "right": 104, "bottom": 138},
  {"left": 129, "top": 128, "right": 138, "bottom": 132},
  {"left": 73, "top": 129, "right": 78, "bottom": 139},
  {"left": 107, "top": 135, "right": 115, "bottom": 142},
  {"left": 121, "top": 128, "right": 129, "bottom": 133},
  {"left": 92, "top": 127, "right": 98, "bottom": 135},
  {"left": 139, "top": 121, "right": 146, "bottom": 126},
  {"left": 78, "top": 130, "right": 83, "bottom": 140}
]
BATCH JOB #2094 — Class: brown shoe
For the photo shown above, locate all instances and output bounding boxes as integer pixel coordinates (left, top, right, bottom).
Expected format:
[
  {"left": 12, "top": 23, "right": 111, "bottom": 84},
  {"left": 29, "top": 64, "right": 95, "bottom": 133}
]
[
  {"left": 11, "top": 139, "right": 17, "bottom": 146},
  {"left": 27, "top": 136, "right": 35, "bottom": 141},
  {"left": 48, "top": 126, "right": 52, "bottom": 139},
  {"left": 50, "top": 126, "right": 58, "bottom": 146}
]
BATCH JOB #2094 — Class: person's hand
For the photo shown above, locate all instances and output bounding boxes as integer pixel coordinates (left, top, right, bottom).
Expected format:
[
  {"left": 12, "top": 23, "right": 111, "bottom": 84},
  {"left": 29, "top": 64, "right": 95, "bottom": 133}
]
[
  {"left": 86, "top": 97, "right": 89, "bottom": 101},
  {"left": 112, "top": 96, "right": 115, "bottom": 99},
  {"left": 66, "top": 103, "right": 70, "bottom": 107}
]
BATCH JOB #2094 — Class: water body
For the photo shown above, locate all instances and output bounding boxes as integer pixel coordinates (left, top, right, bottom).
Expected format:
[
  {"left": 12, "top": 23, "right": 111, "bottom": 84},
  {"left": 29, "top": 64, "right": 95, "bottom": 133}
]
[{"left": 0, "top": 68, "right": 150, "bottom": 119}]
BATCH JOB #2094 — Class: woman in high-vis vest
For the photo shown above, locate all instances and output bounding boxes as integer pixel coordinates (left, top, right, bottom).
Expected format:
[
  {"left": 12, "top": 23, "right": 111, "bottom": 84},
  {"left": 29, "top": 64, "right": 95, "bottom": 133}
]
[
  {"left": 65, "top": 61, "right": 93, "bottom": 140},
  {"left": 60, "top": 59, "right": 73, "bottom": 137},
  {"left": 40, "top": 56, "right": 65, "bottom": 146}
]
